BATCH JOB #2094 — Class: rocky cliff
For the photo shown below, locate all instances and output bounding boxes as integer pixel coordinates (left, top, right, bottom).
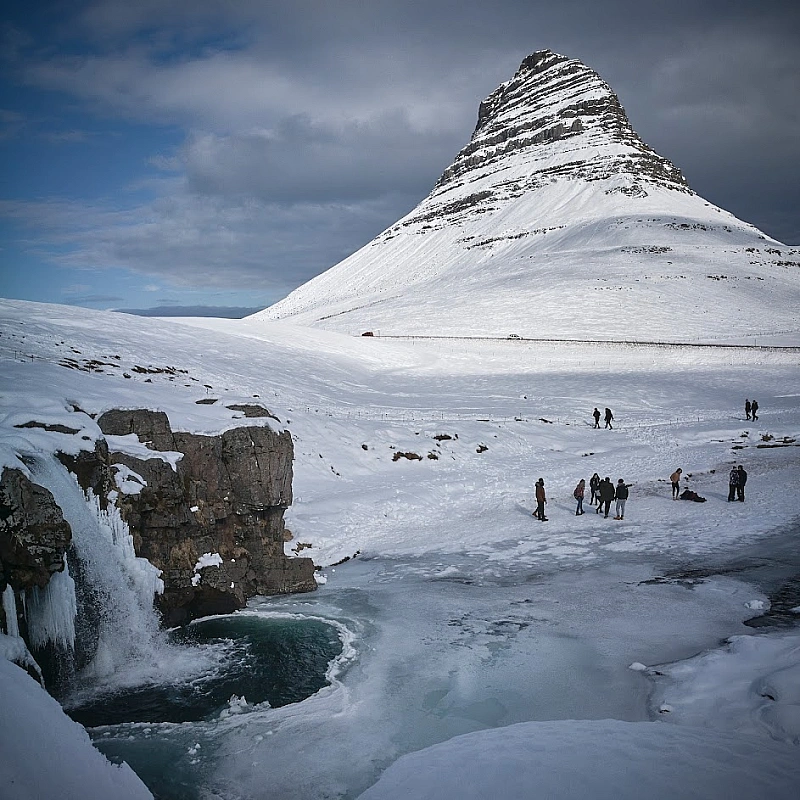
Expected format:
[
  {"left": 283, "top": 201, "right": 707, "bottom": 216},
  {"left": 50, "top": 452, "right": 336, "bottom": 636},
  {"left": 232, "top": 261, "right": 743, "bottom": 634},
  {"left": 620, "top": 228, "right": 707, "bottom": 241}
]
[
  {"left": 1, "top": 407, "right": 316, "bottom": 649},
  {"left": 97, "top": 408, "right": 316, "bottom": 626}
]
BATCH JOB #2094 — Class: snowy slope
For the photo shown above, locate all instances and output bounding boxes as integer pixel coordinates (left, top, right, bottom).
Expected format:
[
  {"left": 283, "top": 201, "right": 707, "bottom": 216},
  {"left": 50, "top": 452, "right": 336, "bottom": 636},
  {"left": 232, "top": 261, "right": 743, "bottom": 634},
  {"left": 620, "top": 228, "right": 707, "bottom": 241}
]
[
  {"left": 2, "top": 299, "right": 800, "bottom": 799},
  {"left": 260, "top": 50, "right": 800, "bottom": 343}
]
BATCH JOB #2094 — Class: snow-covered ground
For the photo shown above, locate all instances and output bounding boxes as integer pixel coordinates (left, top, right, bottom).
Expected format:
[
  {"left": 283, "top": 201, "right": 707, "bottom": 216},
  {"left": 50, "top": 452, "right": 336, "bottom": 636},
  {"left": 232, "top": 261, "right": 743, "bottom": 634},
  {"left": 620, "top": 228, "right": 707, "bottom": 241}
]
[{"left": 1, "top": 298, "right": 799, "bottom": 798}]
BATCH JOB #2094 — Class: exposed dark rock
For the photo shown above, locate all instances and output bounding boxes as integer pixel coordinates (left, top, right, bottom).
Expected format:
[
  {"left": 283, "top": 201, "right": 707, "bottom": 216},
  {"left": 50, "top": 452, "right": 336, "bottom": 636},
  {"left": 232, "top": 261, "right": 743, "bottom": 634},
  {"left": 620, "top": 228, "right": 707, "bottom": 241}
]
[
  {"left": 56, "top": 440, "right": 111, "bottom": 499},
  {"left": 0, "top": 467, "right": 72, "bottom": 591},
  {"left": 97, "top": 409, "right": 316, "bottom": 625},
  {"left": 226, "top": 403, "right": 280, "bottom": 421},
  {"left": 14, "top": 421, "right": 80, "bottom": 435}
]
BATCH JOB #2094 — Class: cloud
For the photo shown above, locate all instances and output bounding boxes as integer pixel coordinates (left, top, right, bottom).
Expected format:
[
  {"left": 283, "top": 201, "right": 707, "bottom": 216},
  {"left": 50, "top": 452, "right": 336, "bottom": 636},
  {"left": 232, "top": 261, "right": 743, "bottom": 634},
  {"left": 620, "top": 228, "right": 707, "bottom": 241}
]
[
  {"left": 3, "top": 0, "right": 798, "bottom": 299},
  {"left": 0, "top": 190, "right": 415, "bottom": 292}
]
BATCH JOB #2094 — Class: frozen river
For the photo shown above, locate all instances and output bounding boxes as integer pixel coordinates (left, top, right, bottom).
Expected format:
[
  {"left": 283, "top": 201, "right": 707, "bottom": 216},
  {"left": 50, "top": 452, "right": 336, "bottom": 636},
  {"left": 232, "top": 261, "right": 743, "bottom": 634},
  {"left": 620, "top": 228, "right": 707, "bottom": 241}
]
[{"left": 91, "top": 519, "right": 799, "bottom": 800}]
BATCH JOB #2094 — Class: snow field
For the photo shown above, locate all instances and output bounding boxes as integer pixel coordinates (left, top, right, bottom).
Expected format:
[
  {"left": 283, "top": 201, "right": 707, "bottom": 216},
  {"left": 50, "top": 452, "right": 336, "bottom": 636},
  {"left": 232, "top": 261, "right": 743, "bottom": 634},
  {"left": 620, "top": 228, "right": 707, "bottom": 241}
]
[{"left": 1, "top": 298, "right": 799, "bottom": 799}]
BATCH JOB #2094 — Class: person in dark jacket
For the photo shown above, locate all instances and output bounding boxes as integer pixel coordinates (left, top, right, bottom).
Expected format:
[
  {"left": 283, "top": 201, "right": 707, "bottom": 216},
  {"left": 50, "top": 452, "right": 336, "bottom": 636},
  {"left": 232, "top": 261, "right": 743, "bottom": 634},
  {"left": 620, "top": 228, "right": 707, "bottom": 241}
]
[
  {"left": 751, "top": 400, "right": 759, "bottom": 421},
  {"left": 589, "top": 473, "right": 601, "bottom": 505},
  {"left": 574, "top": 479, "right": 586, "bottom": 515},
  {"left": 533, "top": 478, "right": 548, "bottom": 521},
  {"left": 592, "top": 408, "right": 601, "bottom": 428},
  {"left": 745, "top": 399, "right": 751, "bottom": 420},
  {"left": 727, "top": 466, "right": 739, "bottom": 501},
  {"left": 614, "top": 479, "right": 630, "bottom": 519},
  {"left": 597, "top": 477, "right": 615, "bottom": 518},
  {"left": 736, "top": 465, "right": 747, "bottom": 501},
  {"left": 604, "top": 408, "right": 614, "bottom": 429}
]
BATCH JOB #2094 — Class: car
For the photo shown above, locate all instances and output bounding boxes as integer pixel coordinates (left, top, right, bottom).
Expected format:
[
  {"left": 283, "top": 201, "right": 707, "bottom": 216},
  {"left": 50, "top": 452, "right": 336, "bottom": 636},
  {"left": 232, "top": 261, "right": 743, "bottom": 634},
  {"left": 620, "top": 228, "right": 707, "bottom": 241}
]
[
  {"left": 361, "top": 331, "right": 374, "bottom": 337},
  {"left": 507, "top": 333, "right": 521, "bottom": 339}
]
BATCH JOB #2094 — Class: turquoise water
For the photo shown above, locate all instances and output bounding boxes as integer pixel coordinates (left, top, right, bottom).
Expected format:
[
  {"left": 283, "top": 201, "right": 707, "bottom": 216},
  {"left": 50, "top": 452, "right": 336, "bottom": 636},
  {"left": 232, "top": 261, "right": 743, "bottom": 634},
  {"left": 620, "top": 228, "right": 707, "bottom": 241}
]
[
  {"left": 68, "top": 614, "right": 344, "bottom": 800},
  {"left": 67, "top": 615, "right": 343, "bottom": 727}
]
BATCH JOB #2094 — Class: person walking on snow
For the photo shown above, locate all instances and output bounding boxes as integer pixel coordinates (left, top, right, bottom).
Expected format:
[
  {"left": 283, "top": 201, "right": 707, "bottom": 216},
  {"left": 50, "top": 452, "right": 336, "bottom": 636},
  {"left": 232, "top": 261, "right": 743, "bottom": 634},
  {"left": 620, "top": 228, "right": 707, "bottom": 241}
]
[
  {"left": 574, "top": 479, "right": 586, "bottom": 515},
  {"left": 604, "top": 408, "right": 614, "bottom": 429},
  {"left": 614, "top": 479, "right": 630, "bottom": 519},
  {"left": 751, "top": 400, "right": 759, "bottom": 421},
  {"left": 534, "top": 478, "right": 548, "bottom": 521},
  {"left": 728, "top": 466, "right": 739, "bottom": 501},
  {"left": 745, "top": 399, "right": 751, "bottom": 420},
  {"left": 592, "top": 408, "right": 601, "bottom": 428},
  {"left": 670, "top": 468, "right": 682, "bottom": 500},
  {"left": 597, "top": 477, "right": 615, "bottom": 518},
  {"left": 589, "top": 473, "right": 601, "bottom": 506},
  {"left": 736, "top": 465, "right": 747, "bottom": 502}
]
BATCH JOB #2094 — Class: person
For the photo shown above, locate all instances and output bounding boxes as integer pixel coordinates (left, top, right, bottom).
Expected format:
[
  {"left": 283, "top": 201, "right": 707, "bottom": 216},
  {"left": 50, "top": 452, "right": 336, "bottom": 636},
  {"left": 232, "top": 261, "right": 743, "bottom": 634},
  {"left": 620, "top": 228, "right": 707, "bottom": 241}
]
[
  {"left": 592, "top": 408, "right": 601, "bottom": 428},
  {"left": 574, "top": 479, "right": 585, "bottom": 515},
  {"left": 728, "top": 465, "right": 739, "bottom": 501},
  {"left": 534, "top": 478, "right": 548, "bottom": 521},
  {"left": 589, "top": 473, "right": 601, "bottom": 505},
  {"left": 736, "top": 465, "right": 747, "bottom": 501},
  {"left": 751, "top": 400, "right": 759, "bottom": 421},
  {"left": 614, "top": 479, "right": 630, "bottom": 520},
  {"left": 670, "top": 468, "right": 682, "bottom": 500},
  {"left": 597, "top": 477, "right": 615, "bottom": 518},
  {"left": 745, "top": 399, "right": 751, "bottom": 420},
  {"left": 604, "top": 407, "right": 614, "bottom": 429}
]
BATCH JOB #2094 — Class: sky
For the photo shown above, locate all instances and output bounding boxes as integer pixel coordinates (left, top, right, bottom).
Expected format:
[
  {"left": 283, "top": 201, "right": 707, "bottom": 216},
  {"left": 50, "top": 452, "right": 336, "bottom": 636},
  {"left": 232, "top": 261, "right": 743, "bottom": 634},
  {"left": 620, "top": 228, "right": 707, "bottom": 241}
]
[{"left": 0, "top": 1, "right": 798, "bottom": 315}]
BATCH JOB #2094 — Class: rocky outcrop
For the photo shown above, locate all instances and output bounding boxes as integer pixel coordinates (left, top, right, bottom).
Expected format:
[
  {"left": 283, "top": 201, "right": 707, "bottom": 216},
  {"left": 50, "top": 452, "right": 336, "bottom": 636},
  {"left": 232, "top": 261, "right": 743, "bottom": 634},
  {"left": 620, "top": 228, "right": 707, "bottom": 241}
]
[
  {"left": 0, "top": 467, "right": 72, "bottom": 592},
  {"left": 97, "top": 409, "right": 316, "bottom": 626}
]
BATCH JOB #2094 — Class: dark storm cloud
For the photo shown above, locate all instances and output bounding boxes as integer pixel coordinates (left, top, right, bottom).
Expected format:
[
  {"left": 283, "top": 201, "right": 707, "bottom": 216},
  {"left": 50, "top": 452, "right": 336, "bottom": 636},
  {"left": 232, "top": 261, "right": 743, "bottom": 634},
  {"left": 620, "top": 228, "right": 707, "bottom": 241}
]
[{"left": 3, "top": 0, "right": 798, "bottom": 303}]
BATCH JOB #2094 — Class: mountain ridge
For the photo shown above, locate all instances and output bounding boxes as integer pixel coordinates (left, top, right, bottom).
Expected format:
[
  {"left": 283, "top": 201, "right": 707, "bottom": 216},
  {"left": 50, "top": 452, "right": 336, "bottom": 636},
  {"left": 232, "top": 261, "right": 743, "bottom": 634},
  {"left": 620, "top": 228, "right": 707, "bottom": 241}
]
[{"left": 258, "top": 50, "right": 799, "bottom": 343}]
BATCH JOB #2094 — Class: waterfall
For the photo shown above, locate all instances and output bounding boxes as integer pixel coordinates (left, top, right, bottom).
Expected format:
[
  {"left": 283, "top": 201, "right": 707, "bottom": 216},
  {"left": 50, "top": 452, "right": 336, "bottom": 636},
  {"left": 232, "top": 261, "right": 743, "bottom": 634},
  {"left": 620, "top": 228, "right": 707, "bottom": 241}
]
[{"left": 28, "top": 455, "right": 167, "bottom": 687}]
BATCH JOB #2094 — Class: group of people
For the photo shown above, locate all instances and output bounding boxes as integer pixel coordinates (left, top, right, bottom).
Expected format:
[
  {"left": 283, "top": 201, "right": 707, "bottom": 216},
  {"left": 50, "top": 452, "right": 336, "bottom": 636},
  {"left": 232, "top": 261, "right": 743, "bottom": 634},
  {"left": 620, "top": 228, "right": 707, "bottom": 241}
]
[
  {"left": 745, "top": 399, "right": 759, "bottom": 421},
  {"left": 535, "top": 462, "right": 750, "bottom": 521},
  {"left": 535, "top": 474, "right": 630, "bottom": 521},
  {"left": 592, "top": 407, "right": 614, "bottom": 429}
]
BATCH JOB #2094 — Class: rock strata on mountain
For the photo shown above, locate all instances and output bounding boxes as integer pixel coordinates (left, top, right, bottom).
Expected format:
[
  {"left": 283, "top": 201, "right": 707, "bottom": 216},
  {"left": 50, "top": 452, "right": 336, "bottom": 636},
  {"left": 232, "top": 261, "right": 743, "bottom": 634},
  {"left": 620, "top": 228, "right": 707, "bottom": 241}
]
[{"left": 260, "top": 50, "right": 800, "bottom": 344}]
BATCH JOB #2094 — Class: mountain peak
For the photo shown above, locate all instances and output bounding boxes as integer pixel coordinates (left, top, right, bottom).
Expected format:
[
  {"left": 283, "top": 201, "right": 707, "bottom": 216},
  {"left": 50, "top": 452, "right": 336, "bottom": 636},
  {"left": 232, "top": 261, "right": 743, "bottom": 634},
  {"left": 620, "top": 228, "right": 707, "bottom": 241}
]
[
  {"left": 433, "top": 50, "right": 689, "bottom": 204},
  {"left": 259, "top": 51, "right": 797, "bottom": 343}
]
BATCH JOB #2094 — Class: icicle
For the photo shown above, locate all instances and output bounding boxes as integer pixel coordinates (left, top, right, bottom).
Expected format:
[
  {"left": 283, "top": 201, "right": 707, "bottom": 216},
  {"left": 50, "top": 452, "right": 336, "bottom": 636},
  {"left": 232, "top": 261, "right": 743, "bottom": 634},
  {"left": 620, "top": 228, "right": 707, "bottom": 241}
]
[
  {"left": 88, "top": 490, "right": 165, "bottom": 601},
  {"left": 25, "top": 555, "right": 77, "bottom": 650},
  {"left": 2, "top": 585, "right": 19, "bottom": 638}
]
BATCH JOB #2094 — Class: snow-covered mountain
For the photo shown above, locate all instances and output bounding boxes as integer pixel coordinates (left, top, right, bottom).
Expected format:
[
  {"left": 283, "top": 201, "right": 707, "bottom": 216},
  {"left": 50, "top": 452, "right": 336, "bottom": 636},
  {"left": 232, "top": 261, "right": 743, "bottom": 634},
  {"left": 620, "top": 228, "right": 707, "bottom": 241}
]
[{"left": 260, "top": 50, "right": 800, "bottom": 343}]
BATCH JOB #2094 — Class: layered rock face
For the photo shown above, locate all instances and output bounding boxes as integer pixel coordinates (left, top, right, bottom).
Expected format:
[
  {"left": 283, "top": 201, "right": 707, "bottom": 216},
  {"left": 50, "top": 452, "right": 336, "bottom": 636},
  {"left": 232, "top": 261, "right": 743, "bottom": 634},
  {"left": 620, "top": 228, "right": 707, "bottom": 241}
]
[
  {"left": 98, "top": 409, "right": 316, "bottom": 626},
  {"left": 429, "top": 50, "right": 688, "bottom": 218},
  {"left": 260, "top": 50, "right": 798, "bottom": 343}
]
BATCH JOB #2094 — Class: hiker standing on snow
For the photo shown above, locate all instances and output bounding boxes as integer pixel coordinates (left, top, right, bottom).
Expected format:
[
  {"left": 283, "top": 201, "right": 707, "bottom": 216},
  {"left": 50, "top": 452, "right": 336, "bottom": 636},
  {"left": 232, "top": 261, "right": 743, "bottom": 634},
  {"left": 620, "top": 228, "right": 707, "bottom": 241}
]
[
  {"left": 727, "top": 466, "right": 739, "bottom": 501},
  {"left": 597, "top": 477, "right": 615, "bottom": 518},
  {"left": 534, "top": 478, "right": 548, "bottom": 521},
  {"left": 614, "top": 479, "right": 630, "bottom": 520},
  {"left": 574, "top": 479, "right": 586, "bottom": 516},
  {"left": 592, "top": 408, "right": 601, "bottom": 428},
  {"left": 751, "top": 400, "right": 759, "bottom": 421},
  {"left": 670, "top": 468, "right": 682, "bottom": 500},
  {"left": 589, "top": 473, "right": 601, "bottom": 506},
  {"left": 604, "top": 408, "right": 614, "bottom": 429},
  {"left": 745, "top": 399, "right": 751, "bottom": 420},
  {"left": 736, "top": 465, "right": 748, "bottom": 502}
]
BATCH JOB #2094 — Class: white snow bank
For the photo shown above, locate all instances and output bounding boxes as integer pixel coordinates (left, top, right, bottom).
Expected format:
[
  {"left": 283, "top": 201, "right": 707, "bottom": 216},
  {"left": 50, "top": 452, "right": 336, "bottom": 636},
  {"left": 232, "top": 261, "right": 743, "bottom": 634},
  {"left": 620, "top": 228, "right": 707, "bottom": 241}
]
[
  {"left": 649, "top": 630, "right": 800, "bottom": 744},
  {"left": 104, "top": 433, "right": 183, "bottom": 471},
  {"left": 0, "top": 658, "right": 153, "bottom": 800},
  {"left": 191, "top": 552, "right": 223, "bottom": 586},
  {"left": 356, "top": 718, "right": 800, "bottom": 800}
]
